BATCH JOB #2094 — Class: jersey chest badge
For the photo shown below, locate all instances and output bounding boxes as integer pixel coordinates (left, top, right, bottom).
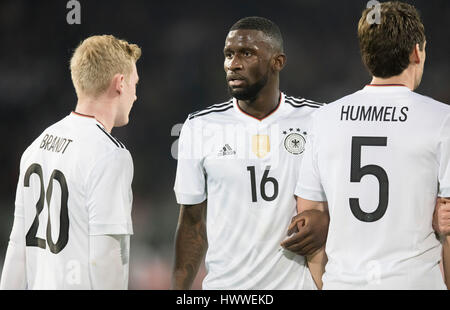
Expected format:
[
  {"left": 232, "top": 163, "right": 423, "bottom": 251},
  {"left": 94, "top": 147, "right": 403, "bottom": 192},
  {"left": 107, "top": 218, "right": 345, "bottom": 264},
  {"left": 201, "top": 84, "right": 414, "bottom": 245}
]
[
  {"left": 282, "top": 128, "right": 306, "bottom": 155},
  {"left": 252, "top": 135, "right": 270, "bottom": 158}
]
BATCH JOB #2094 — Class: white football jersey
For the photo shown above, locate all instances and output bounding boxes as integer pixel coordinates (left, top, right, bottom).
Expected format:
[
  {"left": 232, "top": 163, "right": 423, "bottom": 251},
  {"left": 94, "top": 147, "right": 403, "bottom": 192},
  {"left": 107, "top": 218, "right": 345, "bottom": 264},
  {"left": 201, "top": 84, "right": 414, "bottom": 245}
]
[
  {"left": 174, "top": 92, "right": 322, "bottom": 289},
  {"left": 14, "top": 112, "right": 133, "bottom": 289},
  {"left": 296, "top": 85, "right": 450, "bottom": 289}
]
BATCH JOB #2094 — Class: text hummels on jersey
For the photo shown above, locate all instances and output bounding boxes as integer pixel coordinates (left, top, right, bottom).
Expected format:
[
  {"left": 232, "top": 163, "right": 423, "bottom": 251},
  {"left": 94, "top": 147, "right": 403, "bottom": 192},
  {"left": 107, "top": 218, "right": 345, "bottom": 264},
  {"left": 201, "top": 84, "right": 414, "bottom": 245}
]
[{"left": 341, "top": 105, "right": 409, "bottom": 122}]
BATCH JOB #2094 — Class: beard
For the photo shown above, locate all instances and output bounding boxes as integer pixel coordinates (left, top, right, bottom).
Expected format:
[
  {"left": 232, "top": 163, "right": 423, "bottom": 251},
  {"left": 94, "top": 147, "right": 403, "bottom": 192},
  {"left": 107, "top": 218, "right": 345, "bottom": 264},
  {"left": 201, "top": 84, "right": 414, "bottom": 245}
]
[{"left": 227, "top": 71, "right": 269, "bottom": 101}]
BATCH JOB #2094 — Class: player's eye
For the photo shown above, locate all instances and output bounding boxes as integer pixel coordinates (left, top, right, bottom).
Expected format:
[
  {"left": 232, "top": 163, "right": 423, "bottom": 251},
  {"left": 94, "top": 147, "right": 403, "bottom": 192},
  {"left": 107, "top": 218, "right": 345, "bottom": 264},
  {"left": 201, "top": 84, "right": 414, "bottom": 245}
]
[
  {"left": 244, "top": 51, "right": 252, "bottom": 57},
  {"left": 225, "top": 52, "right": 233, "bottom": 59}
]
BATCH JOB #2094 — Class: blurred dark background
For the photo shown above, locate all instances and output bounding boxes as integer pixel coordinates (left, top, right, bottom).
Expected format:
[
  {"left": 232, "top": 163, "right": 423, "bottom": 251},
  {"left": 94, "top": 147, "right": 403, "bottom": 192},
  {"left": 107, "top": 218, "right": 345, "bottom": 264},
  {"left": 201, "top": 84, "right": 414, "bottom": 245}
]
[{"left": 0, "top": 0, "right": 448, "bottom": 289}]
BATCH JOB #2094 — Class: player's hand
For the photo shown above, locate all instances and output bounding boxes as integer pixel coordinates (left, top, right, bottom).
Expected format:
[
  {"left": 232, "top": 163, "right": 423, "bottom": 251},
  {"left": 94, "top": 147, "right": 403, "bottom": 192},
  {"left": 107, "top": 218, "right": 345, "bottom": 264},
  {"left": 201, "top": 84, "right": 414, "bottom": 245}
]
[
  {"left": 280, "top": 209, "right": 329, "bottom": 256},
  {"left": 433, "top": 198, "right": 450, "bottom": 236}
]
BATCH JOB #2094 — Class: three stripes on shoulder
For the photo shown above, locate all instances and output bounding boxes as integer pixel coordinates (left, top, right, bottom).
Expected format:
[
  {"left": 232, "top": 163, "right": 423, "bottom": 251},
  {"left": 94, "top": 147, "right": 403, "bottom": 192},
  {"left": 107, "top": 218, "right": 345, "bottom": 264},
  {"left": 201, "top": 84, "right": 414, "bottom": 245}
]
[
  {"left": 188, "top": 99, "right": 233, "bottom": 120},
  {"left": 284, "top": 96, "right": 323, "bottom": 109},
  {"left": 96, "top": 124, "right": 126, "bottom": 149},
  {"left": 188, "top": 96, "right": 323, "bottom": 120}
]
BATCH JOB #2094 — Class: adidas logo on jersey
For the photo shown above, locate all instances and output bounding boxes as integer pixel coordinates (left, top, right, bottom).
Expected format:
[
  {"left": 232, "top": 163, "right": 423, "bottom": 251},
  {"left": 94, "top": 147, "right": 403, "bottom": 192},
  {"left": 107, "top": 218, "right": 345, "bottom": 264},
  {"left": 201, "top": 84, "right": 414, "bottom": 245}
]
[{"left": 218, "top": 144, "right": 236, "bottom": 156}]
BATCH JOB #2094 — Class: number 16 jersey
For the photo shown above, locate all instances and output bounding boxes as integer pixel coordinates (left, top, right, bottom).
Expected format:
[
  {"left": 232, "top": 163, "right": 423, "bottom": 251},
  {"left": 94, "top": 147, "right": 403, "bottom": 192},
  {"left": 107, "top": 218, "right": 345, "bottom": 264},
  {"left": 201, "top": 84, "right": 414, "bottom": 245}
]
[
  {"left": 174, "top": 92, "right": 322, "bottom": 289},
  {"left": 296, "top": 85, "right": 450, "bottom": 289}
]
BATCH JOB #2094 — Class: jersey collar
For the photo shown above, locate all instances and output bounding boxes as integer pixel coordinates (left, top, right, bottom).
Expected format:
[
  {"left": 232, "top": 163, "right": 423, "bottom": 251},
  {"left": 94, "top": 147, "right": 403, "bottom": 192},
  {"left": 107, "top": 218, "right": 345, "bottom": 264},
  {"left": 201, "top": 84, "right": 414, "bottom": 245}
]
[
  {"left": 70, "top": 111, "right": 107, "bottom": 129},
  {"left": 362, "top": 84, "right": 412, "bottom": 93},
  {"left": 233, "top": 92, "right": 285, "bottom": 122}
]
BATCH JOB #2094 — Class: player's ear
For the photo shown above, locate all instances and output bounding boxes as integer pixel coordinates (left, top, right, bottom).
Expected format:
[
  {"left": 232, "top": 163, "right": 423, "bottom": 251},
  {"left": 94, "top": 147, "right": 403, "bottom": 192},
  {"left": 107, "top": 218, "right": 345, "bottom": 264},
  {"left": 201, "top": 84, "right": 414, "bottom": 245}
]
[
  {"left": 272, "top": 53, "right": 286, "bottom": 72},
  {"left": 410, "top": 43, "right": 422, "bottom": 65},
  {"left": 112, "top": 73, "right": 125, "bottom": 95}
]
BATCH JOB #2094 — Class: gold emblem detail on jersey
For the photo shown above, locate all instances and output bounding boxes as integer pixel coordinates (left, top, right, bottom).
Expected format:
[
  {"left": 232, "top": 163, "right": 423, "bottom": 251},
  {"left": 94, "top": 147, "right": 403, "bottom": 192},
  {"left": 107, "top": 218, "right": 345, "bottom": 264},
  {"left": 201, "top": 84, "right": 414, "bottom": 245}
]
[{"left": 252, "top": 135, "right": 270, "bottom": 158}]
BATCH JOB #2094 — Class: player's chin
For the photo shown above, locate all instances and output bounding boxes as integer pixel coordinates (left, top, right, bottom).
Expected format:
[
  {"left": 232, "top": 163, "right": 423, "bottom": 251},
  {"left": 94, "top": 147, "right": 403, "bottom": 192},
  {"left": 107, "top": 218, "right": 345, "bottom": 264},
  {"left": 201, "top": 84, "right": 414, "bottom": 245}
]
[{"left": 228, "top": 87, "right": 252, "bottom": 100}]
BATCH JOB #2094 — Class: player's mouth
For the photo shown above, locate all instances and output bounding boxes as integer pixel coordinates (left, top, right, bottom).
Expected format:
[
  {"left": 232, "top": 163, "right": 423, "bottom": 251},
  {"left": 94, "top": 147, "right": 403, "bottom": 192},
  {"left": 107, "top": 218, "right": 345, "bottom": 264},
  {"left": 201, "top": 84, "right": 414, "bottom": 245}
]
[{"left": 227, "top": 76, "right": 247, "bottom": 88}]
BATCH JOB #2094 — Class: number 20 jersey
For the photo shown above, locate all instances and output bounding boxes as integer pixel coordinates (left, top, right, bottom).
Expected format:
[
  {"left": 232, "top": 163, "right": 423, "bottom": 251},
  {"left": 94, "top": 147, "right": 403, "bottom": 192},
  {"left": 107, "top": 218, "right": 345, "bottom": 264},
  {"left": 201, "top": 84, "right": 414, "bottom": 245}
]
[
  {"left": 174, "top": 92, "right": 322, "bottom": 289},
  {"left": 296, "top": 85, "right": 450, "bottom": 289},
  {"left": 14, "top": 112, "right": 133, "bottom": 289}
]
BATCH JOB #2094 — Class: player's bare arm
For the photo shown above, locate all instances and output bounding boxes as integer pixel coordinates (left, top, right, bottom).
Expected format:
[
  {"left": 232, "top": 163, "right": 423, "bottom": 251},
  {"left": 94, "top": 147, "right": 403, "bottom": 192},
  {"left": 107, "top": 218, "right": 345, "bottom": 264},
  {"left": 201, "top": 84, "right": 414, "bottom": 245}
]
[
  {"left": 171, "top": 201, "right": 207, "bottom": 289},
  {"left": 280, "top": 207, "right": 329, "bottom": 256},
  {"left": 434, "top": 198, "right": 450, "bottom": 236},
  {"left": 435, "top": 198, "right": 450, "bottom": 289},
  {"left": 293, "top": 197, "right": 328, "bottom": 289},
  {"left": 443, "top": 234, "right": 450, "bottom": 289}
]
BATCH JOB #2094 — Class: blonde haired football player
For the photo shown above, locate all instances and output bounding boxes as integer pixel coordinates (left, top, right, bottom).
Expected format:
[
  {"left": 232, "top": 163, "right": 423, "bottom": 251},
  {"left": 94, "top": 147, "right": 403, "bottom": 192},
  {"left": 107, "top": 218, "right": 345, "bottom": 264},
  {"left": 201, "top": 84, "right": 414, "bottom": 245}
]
[{"left": 0, "top": 35, "right": 141, "bottom": 289}]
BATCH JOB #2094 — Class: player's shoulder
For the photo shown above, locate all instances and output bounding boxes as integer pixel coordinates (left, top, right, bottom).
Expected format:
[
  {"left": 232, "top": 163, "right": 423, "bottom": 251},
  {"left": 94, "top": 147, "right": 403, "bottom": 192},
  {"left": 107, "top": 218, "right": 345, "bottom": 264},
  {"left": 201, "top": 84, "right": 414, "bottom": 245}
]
[
  {"left": 186, "top": 98, "right": 234, "bottom": 123},
  {"left": 410, "top": 92, "right": 450, "bottom": 114},
  {"left": 69, "top": 120, "right": 132, "bottom": 176},
  {"left": 284, "top": 94, "right": 325, "bottom": 116},
  {"left": 24, "top": 114, "right": 128, "bottom": 159},
  {"left": 62, "top": 114, "right": 129, "bottom": 155},
  {"left": 92, "top": 123, "right": 128, "bottom": 152},
  {"left": 77, "top": 124, "right": 133, "bottom": 175}
]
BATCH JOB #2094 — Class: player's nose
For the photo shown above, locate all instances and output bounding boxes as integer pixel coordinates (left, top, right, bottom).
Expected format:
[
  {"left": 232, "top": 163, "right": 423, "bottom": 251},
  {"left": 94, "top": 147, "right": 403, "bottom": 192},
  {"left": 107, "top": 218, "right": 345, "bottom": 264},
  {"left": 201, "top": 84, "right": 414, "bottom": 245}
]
[{"left": 227, "top": 55, "right": 243, "bottom": 71}]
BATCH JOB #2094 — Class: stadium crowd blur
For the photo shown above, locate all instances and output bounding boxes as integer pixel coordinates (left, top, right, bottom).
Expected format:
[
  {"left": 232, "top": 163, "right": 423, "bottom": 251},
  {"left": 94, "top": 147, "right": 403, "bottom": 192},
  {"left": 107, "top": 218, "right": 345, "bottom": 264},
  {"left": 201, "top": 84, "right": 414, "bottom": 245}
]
[{"left": 0, "top": 0, "right": 448, "bottom": 289}]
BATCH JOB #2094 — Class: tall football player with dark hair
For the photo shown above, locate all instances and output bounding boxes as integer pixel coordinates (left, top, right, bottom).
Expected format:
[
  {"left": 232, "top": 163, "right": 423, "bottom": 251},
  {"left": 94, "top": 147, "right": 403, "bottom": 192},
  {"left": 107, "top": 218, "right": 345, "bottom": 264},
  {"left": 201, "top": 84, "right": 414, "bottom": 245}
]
[
  {"left": 296, "top": 2, "right": 450, "bottom": 289},
  {"left": 172, "top": 17, "right": 328, "bottom": 289}
]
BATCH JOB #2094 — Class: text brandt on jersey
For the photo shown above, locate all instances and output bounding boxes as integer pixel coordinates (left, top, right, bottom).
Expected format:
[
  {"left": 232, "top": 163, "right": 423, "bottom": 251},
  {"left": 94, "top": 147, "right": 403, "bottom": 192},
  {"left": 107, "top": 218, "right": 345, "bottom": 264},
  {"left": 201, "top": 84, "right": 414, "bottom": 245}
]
[
  {"left": 40, "top": 134, "right": 73, "bottom": 154},
  {"left": 341, "top": 105, "right": 409, "bottom": 122}
]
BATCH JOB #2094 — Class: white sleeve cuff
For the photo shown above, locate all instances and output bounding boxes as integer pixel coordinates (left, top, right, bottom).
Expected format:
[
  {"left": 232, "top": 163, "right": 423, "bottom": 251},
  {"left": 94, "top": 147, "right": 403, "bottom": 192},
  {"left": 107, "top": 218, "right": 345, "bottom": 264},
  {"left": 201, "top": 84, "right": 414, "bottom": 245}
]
[
  {"left": 439, "top": 187, "right": 450, "bottom": 198},
  {"left": 295, "top": 186, "right": 327, "bottom": 202},
  {"left": 175, "top": 192, "right": 206, "bottom": 205}
]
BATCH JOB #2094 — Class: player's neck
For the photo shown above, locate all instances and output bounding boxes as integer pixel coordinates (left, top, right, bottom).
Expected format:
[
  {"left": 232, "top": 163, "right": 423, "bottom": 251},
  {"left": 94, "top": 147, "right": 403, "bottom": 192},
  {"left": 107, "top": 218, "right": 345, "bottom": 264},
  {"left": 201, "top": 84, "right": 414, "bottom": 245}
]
[
  {"left": 370, "top": 68, "right": 416, "bottom": 91},
  {"left": 74, "top": 95, "right": 116, "bottom": 133},
  {"left": 237, "top": 84, "right": 280, "bottom": 120}
]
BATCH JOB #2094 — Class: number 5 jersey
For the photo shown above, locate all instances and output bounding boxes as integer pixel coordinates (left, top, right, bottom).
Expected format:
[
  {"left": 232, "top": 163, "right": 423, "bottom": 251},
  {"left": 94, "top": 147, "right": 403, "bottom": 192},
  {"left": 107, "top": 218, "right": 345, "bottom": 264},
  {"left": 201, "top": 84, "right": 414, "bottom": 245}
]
[
  {"left": 296, "top": 85, "right": 450, "bottom": 289},
  {"left": 174, "top": 92, "right": 322, "bottom": 289}
]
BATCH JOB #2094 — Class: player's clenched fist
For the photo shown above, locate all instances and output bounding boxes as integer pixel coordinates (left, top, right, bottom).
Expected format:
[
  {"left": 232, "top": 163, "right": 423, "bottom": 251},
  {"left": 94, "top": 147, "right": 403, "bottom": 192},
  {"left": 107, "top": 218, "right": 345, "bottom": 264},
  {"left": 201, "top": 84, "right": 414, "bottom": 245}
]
[{"left": 434, "top": 198, "right": 450, "bottom": 236}]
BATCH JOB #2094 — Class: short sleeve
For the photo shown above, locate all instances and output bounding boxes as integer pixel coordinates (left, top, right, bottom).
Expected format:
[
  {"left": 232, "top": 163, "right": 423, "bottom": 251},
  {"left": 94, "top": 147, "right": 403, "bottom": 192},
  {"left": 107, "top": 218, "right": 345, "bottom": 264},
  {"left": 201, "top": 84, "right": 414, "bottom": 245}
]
[
  {"left": 86, "top": 150, "right": 134, "bottom": 236},
  {"left": 438, "top": 113, "right": 450, "bottom": 198},
  {"left": 174, "top": 118, "right": 207, "bottom": 205},
  {"left": 295, "top": 117, "right": 327, "bottom": 202}
]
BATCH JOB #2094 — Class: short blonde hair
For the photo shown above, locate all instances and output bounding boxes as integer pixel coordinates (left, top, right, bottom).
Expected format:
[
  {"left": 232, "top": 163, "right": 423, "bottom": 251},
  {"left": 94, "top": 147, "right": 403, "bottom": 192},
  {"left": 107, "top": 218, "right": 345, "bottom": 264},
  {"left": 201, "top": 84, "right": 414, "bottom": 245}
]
[{"left": 70, "top": 35, "right": 141, "bottom": 97}]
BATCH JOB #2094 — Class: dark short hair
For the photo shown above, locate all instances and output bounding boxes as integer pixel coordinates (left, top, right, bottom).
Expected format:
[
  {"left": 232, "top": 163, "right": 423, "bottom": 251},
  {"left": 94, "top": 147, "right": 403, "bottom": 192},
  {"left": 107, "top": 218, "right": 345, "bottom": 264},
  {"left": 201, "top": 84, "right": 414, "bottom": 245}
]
[
  {"left": 229, "top": 16, "right": 284, "bottom": 52},
  {"left": 358, "top": 1, "right": 426, "bottom": 78}
]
